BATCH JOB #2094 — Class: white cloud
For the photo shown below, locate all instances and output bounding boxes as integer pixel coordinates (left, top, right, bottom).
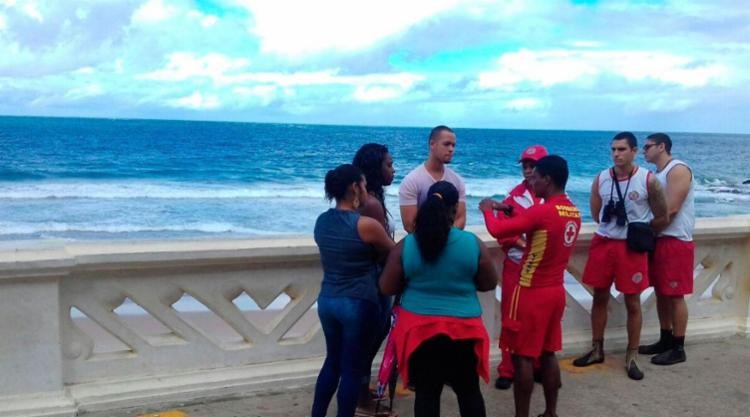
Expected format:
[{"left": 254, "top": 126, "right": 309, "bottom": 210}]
[
  {"left": 187, "top": 10, "right": 218, "bottom": 28},
  {"left": 503, "top": 97, "right": 545, "bottom": 111},
  {"left": 140, "top": 52, "right": 251, "bottom": 83},
  {"left": 22, "top": 2, "right": 43, "bottom": 22},
  {"left": 228, "top": 71, "right": 423, "bottom": 89},
  {"left": 569, "top": 40, "right": 603, "bottom": 48},
  {"left": 233, "top": 85, "right": 278, "bottom": 105},
  {"left": 170, "top": 91, "right": 220, "bottom": 109},
  {"left": 353, "top": 86, "right": 403, "bottom": 102},
  {"left": 73, "top": 66, "right": 95, "bottom": 75},
  {"left": 132, "top": 0, "right": 175, "bottom": 24},
  {"left": 115, "top": 59, "right": 124, "bottom": 74},
  {"left": 201, "top": 15, "right": 218, "bottom": 28},
  {"left": 238, "top": 0, "right": 464, "bottom": 56},
  {"left": 65, "top": 84, "right": 103, "bottom": 100},
  {"left": 479, "top": 49, "right": 729, "bottom": 90},
  {"left": 75, "top": 7, "right": 89, "bottom": 20},
  {"left": 0, "top": 13, "right": 6, "bottom": 31},
  {"left": 141, "top": 53, "right": 423, "bottom": 100}
]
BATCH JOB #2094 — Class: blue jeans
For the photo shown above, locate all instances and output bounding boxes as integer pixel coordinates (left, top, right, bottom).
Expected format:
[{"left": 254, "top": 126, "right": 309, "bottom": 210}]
[
  {"left": 311, "top": 296, "right": 378, "bottom": 417},
  {"left": 363, "top": 294, "right": 393, "bottom": 384}
]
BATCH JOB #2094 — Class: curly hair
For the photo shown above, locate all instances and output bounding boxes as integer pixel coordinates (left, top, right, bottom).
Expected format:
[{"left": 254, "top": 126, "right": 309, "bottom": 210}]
[
  {"left": 353, "top": 143, "right": 391, "bottom": 225},
  {"left": 324, "top": 164, "right": 363, "bottom": 202}
]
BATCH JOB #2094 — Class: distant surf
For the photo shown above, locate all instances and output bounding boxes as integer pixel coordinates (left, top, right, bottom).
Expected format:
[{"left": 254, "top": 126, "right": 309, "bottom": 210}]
[{"left": 1, "top": 116, "right": 749, "bottom": 241}]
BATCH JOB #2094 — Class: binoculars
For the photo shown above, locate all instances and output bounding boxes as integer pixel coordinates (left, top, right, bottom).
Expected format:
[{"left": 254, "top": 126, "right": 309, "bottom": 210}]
[{"left": 601, "top": 198, "right": 627, "bottom": 226}]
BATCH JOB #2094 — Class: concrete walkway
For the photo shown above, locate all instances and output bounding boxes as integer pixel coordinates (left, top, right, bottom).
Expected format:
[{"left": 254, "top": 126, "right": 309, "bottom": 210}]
[{"left": 83, "top": 337, "right": 750, "bottom": 417}]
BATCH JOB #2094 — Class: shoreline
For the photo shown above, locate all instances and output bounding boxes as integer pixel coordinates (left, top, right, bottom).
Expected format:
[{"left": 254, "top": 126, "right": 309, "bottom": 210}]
[{"left": 1, "top": 215, "right": 749, "bottom": 252}]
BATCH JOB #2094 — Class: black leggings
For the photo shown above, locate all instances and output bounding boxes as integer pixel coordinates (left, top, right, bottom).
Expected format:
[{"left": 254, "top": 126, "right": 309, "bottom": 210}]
[{"left": 408, "top": 335, "right": 486, "bottom": 417}]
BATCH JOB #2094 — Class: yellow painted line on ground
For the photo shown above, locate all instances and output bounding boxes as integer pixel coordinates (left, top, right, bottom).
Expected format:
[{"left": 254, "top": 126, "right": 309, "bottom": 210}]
[
  {"left": 559, "top": 357, "right": 617, "bottom": 374},
  {"left": 137, "top": 410, "right": 187, "bottom": 417}
]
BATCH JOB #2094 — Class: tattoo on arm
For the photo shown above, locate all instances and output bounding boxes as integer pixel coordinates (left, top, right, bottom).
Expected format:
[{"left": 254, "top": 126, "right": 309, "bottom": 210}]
[{"left": 648, "top": 177, "right": 669, "bottom": 229}]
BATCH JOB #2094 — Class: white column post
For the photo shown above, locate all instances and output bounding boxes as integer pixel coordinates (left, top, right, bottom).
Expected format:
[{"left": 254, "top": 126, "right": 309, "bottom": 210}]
[{"left": 0, "top": 251, "right": 76, "bottom": 417}]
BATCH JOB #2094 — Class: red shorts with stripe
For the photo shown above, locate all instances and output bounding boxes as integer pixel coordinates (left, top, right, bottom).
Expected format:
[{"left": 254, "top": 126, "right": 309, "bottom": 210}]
[
  {"left": 500, "top": 285, "right": 565, "bottom": 358},
  {"left": 649, "top": 237, "right": 695, "bottom": 296},
  {"left": 582, "top": 234, "right": 649, "bottom": 294}
]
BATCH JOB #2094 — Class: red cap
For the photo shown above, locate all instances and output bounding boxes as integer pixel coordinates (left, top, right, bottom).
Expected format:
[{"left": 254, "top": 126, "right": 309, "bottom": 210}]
[{"left": 519, "top": 145, "right": 548, "bottom": 162}]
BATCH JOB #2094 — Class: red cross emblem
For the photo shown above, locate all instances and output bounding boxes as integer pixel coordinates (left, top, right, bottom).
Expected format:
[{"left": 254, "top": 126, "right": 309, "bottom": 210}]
[{"left": 563, "top": 221, "right": 578, "bottom": 247}]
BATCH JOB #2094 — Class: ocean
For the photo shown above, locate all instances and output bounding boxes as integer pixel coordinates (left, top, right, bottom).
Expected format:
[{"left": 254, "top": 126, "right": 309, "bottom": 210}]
[{"left": 1, "top": 116, "right": 749, "bottom": 241}]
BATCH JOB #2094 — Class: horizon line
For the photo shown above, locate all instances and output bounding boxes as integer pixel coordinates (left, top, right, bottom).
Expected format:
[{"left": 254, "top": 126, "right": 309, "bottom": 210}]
[{"left": 0, "top": 113, "right": 744, "bottom": 137}]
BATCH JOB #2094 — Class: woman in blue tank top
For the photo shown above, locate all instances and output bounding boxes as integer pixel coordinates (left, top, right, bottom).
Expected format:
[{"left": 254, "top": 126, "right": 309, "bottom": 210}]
[
  {"left": 380, "top": 181, "right": 498, "bottom": 417},
  {"left": 311, "top": 164, "right": 394, "bottom": 417}
]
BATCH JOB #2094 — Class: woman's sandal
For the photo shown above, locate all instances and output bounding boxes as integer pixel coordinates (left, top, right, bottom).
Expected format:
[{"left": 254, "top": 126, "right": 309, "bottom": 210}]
[{"left": 354, "top": 406, "right": 397, "bottom": 417}]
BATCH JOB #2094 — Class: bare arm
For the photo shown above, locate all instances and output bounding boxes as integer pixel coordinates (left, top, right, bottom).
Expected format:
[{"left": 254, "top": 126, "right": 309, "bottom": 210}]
[
  {"left": 453, "top": 201, "right": 467, "bottom": 229},
  {"left": 400, "top": 205, "right": 417, "bottom": 233},
  {"left": 379, "top": 241, "right": 405, "bottom": 295},
  {"left": 475, "top": 238, "right": 498, "bottom": 291},
  {"left": 665, "top": 164, "right": 692, "bottom": 220},
  {"left": 647, "top": 175, "right": 669, "bottom": 231},
  {"left": 590, "top": 175, "right": 602, "bottom": 223},
  {"left": 358, "top": 216, "right": 395, "bottom": 257},
  {"left": 359, "top": 194, "right": 386, "bottom": 229}
]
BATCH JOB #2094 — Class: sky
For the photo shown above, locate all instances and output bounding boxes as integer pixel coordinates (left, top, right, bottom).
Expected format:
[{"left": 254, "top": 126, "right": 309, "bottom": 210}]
[{"left": 1, "top": 0, "right": 749, "bottom": 133}]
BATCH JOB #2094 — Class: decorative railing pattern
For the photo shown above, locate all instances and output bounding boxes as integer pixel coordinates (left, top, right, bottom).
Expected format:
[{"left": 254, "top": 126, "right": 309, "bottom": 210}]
[
  {"left": 60, "top": 254, "right": 325, "bottom": 383},
  {"left": 0, "top": 217, "right": 748, "bottom": 416}
]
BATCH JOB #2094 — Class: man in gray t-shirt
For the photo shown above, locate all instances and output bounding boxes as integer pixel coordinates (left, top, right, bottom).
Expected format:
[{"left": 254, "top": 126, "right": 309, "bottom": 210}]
[{"left": 399, "top": 125, "right": 467, "bottom": 232}]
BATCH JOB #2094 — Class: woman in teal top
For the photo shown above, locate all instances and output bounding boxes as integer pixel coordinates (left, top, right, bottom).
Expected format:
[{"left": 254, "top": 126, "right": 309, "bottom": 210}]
[{"left": 380, "top": 181, "right": 497, "bottom": 417}]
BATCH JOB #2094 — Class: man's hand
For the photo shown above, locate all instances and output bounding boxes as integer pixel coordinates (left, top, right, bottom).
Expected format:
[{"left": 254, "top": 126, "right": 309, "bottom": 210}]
[
  {"left": 479, "top": 198, "right": 496, "bottom": 213},
  {"left": 479, "top": 198, "right": 511, "bottom": 214}
]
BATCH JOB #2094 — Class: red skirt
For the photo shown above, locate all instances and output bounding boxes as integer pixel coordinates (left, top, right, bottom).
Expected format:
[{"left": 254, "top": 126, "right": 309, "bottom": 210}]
[{"left": 392, "top": 308, "right": 490, "bottom": 386}]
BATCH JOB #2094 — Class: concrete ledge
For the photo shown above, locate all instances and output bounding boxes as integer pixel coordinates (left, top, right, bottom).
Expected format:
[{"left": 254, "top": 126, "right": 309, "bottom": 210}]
[
  {"left": 0, "top": 215, "right": 747, "bottom": 417},
  {"left": 70, "top": 356, "right": 325, "bottom": 413},
  {"left": 0, "top": 392, "right": 77, "bottom": 417}
]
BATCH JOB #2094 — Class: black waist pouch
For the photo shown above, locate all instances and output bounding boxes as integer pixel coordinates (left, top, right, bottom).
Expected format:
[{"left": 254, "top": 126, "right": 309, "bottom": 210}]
[{"left": 627, "top": 222, "right": 655, "bottom": 253}]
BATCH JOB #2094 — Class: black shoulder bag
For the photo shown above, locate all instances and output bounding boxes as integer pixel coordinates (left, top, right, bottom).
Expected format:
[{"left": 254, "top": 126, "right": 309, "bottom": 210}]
[{"left": 612, "top": 170, "right": 655, "bottom": 253}]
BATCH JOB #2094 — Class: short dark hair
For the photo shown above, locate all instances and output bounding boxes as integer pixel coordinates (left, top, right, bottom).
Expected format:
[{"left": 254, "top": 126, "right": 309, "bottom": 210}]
[
  {"left": 324, "top": 164, "right": 362, "bottom": 202},
  {"left": 612, "top": 131, "right": 637, "bottom": 149},
  {"left": 429, "top": 125, "right": 454, "bottom": 143},
  {"left": 646, "top": 132, "right": 672, "bottom": 154},
  {"left": 534, "top": 155, "right": 569, "bottom": 190}
]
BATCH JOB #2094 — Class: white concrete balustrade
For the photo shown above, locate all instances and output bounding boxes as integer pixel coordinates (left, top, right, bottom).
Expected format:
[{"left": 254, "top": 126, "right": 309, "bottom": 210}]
[{"left": 0, "top": 216, "right": 748, "bottom": 417}]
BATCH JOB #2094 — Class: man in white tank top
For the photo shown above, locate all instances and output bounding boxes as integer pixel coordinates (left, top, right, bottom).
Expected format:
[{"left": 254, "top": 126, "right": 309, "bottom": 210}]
[
  {"left": 572, "top": 132, "right": 669, "bottom": 381},
  {"left": 639, "top": 133, "right": 695, "bottom": 366}
]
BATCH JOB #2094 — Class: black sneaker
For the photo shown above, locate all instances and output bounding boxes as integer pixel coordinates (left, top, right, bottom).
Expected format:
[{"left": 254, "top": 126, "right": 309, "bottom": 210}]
[
  {"left": 494, "top": 376, "right": 512, "bottom": 390},
  {"left": 651, "top": 347, "right": 686, "bottom": 365},
  {"left": 638, "top": 339, "right": 672, "bottom": 355},
  {"left": 626, "top": 358, "right": 644, "bottom": 380},
  {"left": 572, "top": 349, "right": 604, "bottom": 367}
]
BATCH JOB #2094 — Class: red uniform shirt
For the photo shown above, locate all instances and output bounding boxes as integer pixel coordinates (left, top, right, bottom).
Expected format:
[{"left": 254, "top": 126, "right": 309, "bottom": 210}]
[
  {"left": 494, "top": 181, "right": 543, "bottom": 257},
  {"left": 483, "top": 194, "right": 581, "bottom": 288}
]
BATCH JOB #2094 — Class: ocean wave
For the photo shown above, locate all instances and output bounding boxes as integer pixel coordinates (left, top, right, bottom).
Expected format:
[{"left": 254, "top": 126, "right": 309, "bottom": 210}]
[
  {"left": 0, "top": 221, "right": 291, "bottom": 236},
  {"left": 0, "top": 181, "right": 326, "bottom": 200},
  {"left": 463, "top": 176, "right": 592, "bottom": 198},
  {"left": 694, "top": 177, "right": 750, "bottom": 202},
  {"left": 1, "top": 176, "right": 748, "bottom": 203}
]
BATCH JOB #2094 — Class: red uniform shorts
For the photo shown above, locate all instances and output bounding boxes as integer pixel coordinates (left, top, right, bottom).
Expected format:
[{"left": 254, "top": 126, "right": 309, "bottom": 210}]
[
  {"left": 501, "top": 285, "right": 565, "bottom": 358},
  {"left": 500, "top": 257, "right": 522, "bottom": 317},
  {"left": 649, "top": 237, "right": 695, "bottom": 296},
  {"left": 582, "top": 234, "right": 649, "bottom": 294}
]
